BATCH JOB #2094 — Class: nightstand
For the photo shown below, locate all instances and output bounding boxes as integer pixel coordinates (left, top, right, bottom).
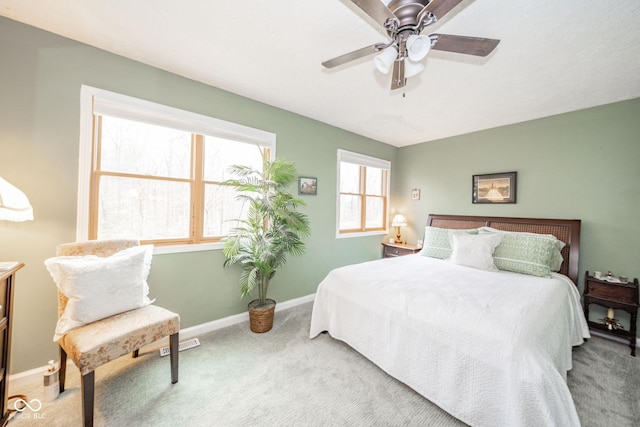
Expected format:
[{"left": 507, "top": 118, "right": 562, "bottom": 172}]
[
  {"left": 583, "top": 271, "right": 638, "bottom": 356},
  {"left": 0, "top": 263, "right": 22, "bottom": 425},
  {"left": 381, "top": 242, "right": 421, "bottom": 258}
]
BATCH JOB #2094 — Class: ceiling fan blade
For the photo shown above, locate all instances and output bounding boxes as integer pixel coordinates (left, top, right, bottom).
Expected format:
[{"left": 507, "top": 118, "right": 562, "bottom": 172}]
[
  {"left": 351, "top": 0, "right": 397, "bottom": 29},
  {"left": 423, "top": 0, "right": 463, "bottom": 20},
  {"left": 431, "top": 34, "right": 500, "bottom": 57},
  {"left": 390, "top": 59, "right": 406, "bottom": 90},
  {"left": 322, "top": 44, "right": 381, "bottom": 69}
]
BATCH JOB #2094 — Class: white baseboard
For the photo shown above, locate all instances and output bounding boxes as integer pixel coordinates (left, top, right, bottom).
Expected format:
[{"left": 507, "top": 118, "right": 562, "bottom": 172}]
[
  {"left": 589, "top": 329, "right": 639, "bottom": 350},
  {"left": 178, "top": 293, "right": 315, "bottom": 341},
  {"left": 8, "top": 365, "right": 49, "bottom": 390},
  {"left": 8, "top": 293, "right": 316, "bottom": 390}
]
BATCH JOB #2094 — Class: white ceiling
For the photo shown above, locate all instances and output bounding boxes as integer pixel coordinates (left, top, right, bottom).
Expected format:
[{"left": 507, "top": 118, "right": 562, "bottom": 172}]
[{"left": 2, "top": 0, "right": 639, "bottom": 147}]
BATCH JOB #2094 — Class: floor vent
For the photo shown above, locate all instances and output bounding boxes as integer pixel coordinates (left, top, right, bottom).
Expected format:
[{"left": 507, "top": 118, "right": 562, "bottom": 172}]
[{"left": 159, "top": 337, "right": 200, "bottom": 357}]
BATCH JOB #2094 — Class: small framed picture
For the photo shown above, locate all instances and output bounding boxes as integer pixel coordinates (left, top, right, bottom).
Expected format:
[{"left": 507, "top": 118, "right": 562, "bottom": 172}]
[
  {"left": 298, "top": 176, "right": 317, "bottom": 195},
  {"left": 411, "top": 188, "right": 421, "bottom": 200},
  {"left": 472, "top": 171, "right": 517, "bottom": 204}
]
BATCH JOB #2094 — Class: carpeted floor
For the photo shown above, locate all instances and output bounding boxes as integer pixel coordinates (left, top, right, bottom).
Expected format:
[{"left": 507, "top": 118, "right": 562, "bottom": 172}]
[{"left": 7, "top": 302, "right": 639, "bottom": 426}]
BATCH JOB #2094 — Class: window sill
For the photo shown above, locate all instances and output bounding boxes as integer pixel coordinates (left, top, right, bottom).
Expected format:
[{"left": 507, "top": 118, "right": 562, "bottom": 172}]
[
  {"left": 153, "top": 241, "right": 224, "bottom": 255},
  {"left": 336, "top": 230, "right": 388, "bottom": 239}
]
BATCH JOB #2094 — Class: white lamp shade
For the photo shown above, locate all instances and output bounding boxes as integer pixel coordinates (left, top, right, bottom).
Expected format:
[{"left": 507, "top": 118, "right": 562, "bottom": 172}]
[
  {"left": 391, "top": 214, "right": 407, "bottom": 227},
  {"left": 404, "top": 59, "right": 425, "bottom": 78},
  {"left": 406, "top": 34, "right": 431, "bottom": 62},
  {"left": 374, "top": 46, "right": 398, "bottom": 74},
  {"left": 0, "top": 177, "right": 34, "bottom": 222}
]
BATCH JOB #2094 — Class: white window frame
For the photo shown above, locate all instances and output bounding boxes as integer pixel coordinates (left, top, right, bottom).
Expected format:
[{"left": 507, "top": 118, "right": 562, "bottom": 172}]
[
  {"left": 336, "top": 149, "right": 390, "bottom": 238},
  {"left": 77, "top": 85, "right": 276, "bottom": 254}
]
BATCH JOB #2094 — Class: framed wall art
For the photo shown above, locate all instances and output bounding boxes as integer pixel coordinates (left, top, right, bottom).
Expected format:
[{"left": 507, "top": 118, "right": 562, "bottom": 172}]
[
  {"left": 298, "top": 176, "right": 317, "bottom": 195},
  {"left": 472, "top": 171, "right": 517, "bottom": 204}
]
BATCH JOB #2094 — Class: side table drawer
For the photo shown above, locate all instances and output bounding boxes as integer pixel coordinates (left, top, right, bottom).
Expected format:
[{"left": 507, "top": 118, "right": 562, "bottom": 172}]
[
  {"left": 381, "top": 243, "right": 421, "bottom": 258},
  {"left": 385, "top": 246, "right": 411, "bottom": 257},
  {"left": 586, "top": 279, "right": 638, "bottom": 304}
]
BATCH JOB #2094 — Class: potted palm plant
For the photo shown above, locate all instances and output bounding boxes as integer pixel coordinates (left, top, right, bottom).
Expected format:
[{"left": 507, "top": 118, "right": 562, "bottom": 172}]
[{"left": 222, "top": 150, "right": 311, "bottom": 333}]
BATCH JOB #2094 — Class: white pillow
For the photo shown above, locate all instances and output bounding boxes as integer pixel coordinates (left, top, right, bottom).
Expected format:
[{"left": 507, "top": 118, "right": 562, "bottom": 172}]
[
  {"left": 420, "top": 226, "right": 478, "bottom": 259},
  {"left": 45, "top": 245, "right": 154, "bottom": 341},
  {"left": 448, "top": 231, "right": 503, "bottom": 271}
]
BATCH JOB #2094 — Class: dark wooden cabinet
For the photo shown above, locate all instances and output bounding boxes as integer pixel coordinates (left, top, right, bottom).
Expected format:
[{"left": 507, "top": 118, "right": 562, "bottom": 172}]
[
  {"left": 381, "top": 243, "right": 421, "bottom": 258},
  {"left": 0, "top": 263, "right": 21, "bottom": 425},
  {"left": 583, "top": 271, "right": 638, "bottom": 356}
]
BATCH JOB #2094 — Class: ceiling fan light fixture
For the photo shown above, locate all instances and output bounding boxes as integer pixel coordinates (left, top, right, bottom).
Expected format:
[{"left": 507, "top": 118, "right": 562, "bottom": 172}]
[
  {"left": 404, "top": 59, "right": 425, "bottom": 78},
  {"left": 406, "top": 34, "right": 431, "bottom": 61},
  {"left": 374, "top": 46, "right": 398, "bottom": 74},
  {"left": 321, "top": 1, "right": 500, "bottom": 90}
]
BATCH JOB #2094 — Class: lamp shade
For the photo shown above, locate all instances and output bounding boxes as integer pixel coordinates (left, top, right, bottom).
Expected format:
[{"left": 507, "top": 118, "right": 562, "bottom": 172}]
[
  {"left": 406, "top": 34, "right": 431, "bottom": 62},
  {"left": 374, "top": 46, "right": 398, "bottom": 74},
  {"left": 0, "top": 177, "right": 34, "bottom": 222},
  {"left": 391, "top": 214, "right": 407, "bottom": 227},
  {"left": 404, "top": 59, "right": 425, "bottom": 78}
]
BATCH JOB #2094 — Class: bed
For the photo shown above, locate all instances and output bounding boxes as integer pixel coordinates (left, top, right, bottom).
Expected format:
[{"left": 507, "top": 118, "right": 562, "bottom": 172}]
[{"left": 310, "top": 214, "right": 590, "bottom": 427}]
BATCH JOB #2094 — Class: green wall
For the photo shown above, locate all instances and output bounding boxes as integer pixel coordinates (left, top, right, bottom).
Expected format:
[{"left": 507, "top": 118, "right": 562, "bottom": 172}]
[
  {"left": 0, "top": 17, "right": 396, "bottom": 373},
  {"left": 2, "top": 16, "right": 638, "bottom": 373},
  {"left": 395, "top": 98, "right": 640, "bottom": 331}
]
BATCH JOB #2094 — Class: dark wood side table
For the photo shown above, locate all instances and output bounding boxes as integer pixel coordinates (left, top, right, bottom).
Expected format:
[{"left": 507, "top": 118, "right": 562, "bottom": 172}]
[
  {"left": 381, "top": 242, "right": 421, "bottom": 258},
  {"left": 583, "top": 271, "right": 638, "bottom": 356},
  {"left": 0, "top": 263, "right": 22, "bottom": 425}
]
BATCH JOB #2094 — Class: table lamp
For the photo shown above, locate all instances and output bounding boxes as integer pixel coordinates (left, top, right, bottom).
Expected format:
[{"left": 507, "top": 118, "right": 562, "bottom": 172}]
[
  {"left": 0, "top": 176, "right": 33, "bottom": 222},
  {"left": 0, "top": 176, "right": 33, "bottom": 270},
  {"left": 391, "top": 214, "right": 407, "bottom": 244}
]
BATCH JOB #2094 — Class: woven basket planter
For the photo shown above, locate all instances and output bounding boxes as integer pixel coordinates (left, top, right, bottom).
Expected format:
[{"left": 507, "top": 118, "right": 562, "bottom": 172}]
[{"left": 248, "top": 299, "right": 276, "bottom": 333}]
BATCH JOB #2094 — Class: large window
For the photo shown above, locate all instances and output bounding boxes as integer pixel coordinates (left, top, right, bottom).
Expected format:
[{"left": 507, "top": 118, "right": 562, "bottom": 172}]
[
  {"left": 337, "top": 149, "right": 390, "bottom": 236},
  {"left": 77, "top": 86, "right": 275, "bottom": 252}
]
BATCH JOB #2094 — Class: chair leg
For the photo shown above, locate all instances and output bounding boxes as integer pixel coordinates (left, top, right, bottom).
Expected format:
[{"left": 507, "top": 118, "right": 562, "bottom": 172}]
[
  {"left": 170, "top": 333, "right": 179, "bottom": 384},
  {"left": 59, "top": 346, "right": 67, "bottom": 393},
  {"left": 81, "top": 371, "right": 95, "bottom": 427}
]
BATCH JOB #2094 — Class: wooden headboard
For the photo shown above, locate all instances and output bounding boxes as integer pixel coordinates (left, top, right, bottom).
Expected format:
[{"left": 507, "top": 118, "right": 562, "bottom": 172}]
[{"left": 427, "top": 214, "right": 581, "bottom": 285}]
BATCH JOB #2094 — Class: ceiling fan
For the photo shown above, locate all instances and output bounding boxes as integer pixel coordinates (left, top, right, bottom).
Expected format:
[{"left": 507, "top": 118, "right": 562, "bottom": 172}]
[{"left": 322, "top": 0, "right": 500, "bottom": 90}]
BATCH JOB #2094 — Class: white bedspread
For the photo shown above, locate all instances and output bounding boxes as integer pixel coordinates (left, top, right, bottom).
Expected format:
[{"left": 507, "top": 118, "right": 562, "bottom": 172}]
[{"left": 310, "top": 255, "right": 590, "bottom": 427}]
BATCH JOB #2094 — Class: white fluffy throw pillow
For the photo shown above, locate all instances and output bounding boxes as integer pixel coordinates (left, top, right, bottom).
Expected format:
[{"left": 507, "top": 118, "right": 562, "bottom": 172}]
[
  {"left": 45, "top": 245, "right": 154, "bottom": 341},
  {"left": 448, "top": 231, "right": 503, "bottom": 271}
]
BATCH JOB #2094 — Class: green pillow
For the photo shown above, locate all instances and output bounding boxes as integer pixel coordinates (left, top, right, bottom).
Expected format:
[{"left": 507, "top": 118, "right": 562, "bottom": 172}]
[
  {"left": 420, "top": 226, "right": 478, "bottom": 259},
  {"left": 479, "top": 227, "right": 559, "bottom": 277},
  {"left": 549, "top": 240, "right": 566, "bottom": 272}
]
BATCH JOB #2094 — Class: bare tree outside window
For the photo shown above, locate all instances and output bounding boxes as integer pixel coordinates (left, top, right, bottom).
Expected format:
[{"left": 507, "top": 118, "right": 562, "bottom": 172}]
[
  {"left": 338, "top": 152, "right": 389, "bottom": 235},
  {"left": 92, "top": 115, "right": 265, "bottom": 244}
]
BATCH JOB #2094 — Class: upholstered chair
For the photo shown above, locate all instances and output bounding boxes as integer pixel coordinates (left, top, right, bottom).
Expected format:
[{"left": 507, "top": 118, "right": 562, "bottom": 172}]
[{"left": 53, "top": 239, "right": 179, "bottom": 427}]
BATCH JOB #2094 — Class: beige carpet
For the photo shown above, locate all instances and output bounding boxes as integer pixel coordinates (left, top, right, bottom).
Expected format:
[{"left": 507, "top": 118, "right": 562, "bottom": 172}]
[{"left": 7, "top": 302, "right": 639, "bottom": 426}]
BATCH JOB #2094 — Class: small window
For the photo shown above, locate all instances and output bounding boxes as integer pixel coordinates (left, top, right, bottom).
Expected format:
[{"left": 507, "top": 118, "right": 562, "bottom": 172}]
[
  {"left": 77, "top": 86, "right": 275, "bottom": 250},
  {"left": 337, "top": 150, "right": 390, "bottom": 237}
]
